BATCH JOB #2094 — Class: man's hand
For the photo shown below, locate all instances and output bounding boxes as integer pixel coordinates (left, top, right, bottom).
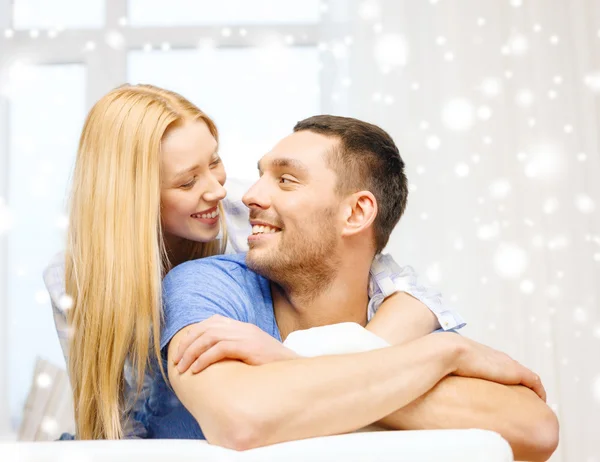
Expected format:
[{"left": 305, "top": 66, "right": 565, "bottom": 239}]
[
  {"left": 173, "top": 315, "right": 299, "bottom": 373},
  {"left": 450, "top": 334, "right": 546, "bottom": 401}
]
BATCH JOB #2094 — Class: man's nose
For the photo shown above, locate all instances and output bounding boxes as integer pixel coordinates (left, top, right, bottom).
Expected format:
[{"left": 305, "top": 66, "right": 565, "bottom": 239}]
[{"left": 242, "top": 179, "right": 270, "bottom": 210}]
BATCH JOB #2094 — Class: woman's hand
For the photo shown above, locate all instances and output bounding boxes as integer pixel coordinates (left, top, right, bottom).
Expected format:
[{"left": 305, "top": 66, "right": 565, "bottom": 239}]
[
  {"left": 450, "top": 334, "right": 547, "bottom": 401},
  {"left": 173, "top": 314, "right": 299, "bottom": 374}
]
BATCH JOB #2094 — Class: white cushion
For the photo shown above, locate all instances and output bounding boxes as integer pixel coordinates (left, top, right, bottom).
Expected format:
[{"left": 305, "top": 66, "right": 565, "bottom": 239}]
[{"left": 0, "top": 430, "right": 513, "bottom": 461}]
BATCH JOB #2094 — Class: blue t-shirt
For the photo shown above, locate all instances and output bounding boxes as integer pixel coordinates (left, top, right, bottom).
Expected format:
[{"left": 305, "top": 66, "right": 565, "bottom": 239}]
[{"left": 142, "top": 253, "right": 280, "bottom": 439}]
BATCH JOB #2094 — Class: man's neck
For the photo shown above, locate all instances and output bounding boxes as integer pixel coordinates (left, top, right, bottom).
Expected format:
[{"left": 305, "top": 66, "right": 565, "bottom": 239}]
[{"left": 271, "top": 259, "right": 372, "bottom": 341}]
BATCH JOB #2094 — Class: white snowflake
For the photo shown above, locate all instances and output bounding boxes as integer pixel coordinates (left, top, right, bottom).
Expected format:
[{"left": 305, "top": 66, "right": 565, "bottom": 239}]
[
  {"left": 543, "top": 197, "right": 560, "bottom": 214},
  {"left": 493, "top": 243, "right": 528, "bottom": 278},
  {"left": 477, "top": 105, "right": 492, "bottom": 120},
  {"left": 36, "top": 373, "right": 53, "bottom": 389},
  {"left": 508, "top": 33, "right": 529, "bottom": 55},
  {"left": 515, "top": 89, "right": 534, "bottom": 107},
  {"left": 584, "top": 71, "right": 600, "bottom": 92},
  {"left": 524, "top": 144, "right": 563, "bottom": 181},
  {"left": 358, "top": 1, "right": 381, "bottom": 20},
  {"left": 481, "top": 78, "right": 502, "bottom": 97},
  {"left": 59, "top": 294, "right": 74, "bottom": 311},
  {"left": 40, "top": 416, "right": 59, "bottom": 436},
  {"left": 374, "top": 34, "right": 409, "bottom": 69},
  {"left": 546, "top": 285, "right": 561, "bottom": 299},
  {"left": 489, "top": 179, "right": 512, "bottom": 199},
  {"left": 520, "top": 280, "right": 535, "bottom": 294},
  {"left": 573, "top": 307, "right": 587, "bottom": 323},
  {"left": 426, "top": 262, "right": 442, "bottom": 284},
  {"left": 442, "top": 98, "right": 475, "bottom": 131},
  {"left": 477, "top": 222, "right": 500, "bottom": 241},
  {"left": 105, "top": 30, "right": 125, "bottom": 50},
  {"left": 575, "top": 194, "right": 595, "bottom": 214},
  {"left": 426, "top": 135, "right": 441, "bottom": 151},
  {"left": 547, "top": 235, "right": 569, "bottom": 251},
  {"left": 455, "top": 163, "right": 470, "bottom": 177}
]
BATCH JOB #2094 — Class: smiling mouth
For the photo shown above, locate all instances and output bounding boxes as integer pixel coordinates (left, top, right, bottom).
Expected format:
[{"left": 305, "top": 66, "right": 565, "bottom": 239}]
[
  {"left": 191, "top": 208, "right": 219, "bottom": 219},
  {"left": 251, "top": 224, "right": 281, "bottom": 236}
]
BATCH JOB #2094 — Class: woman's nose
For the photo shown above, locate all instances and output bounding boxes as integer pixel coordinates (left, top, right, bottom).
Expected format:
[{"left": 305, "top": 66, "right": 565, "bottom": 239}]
[{"left": 203, "top": 176, "right": 227, "bottom": 203}]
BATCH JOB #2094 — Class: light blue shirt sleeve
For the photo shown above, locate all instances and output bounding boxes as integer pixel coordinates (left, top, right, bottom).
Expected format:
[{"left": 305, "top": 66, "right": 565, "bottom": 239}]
[{"left": 161, "top": 255, "right": 252, "bottom": 350}]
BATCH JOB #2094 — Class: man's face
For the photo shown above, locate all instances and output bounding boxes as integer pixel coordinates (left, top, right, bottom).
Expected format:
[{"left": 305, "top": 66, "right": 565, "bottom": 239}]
[{"left": 242, "top": 130, "right": 342, "bottom": 289}]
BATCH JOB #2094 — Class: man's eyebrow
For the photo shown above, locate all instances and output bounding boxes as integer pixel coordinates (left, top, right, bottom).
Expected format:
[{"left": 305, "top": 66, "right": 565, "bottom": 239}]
[
  {"left": 173, "top": 146, "right": 219, "bottom": 179},
  {"left": 257, "top": 157, "right": 309, "bottom": 174}
]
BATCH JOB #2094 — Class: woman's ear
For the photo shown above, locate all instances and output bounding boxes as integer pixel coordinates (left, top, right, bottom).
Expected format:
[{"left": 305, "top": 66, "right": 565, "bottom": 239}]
[{"left": 341, "top": 191, "right": 377, "bottom": 238}]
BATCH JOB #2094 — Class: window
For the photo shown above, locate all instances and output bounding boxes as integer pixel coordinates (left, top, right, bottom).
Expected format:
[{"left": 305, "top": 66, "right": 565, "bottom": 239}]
[
  {"left": 7, "top": 63, "right": 86, "bottom": 425},
  {"left": 128, "top": 0, "right": 321, "bottom": 26},
  {"left": 12, "top": 0, "right": 105, "bottom": 29},
  {"left": 129, "top": 47, "right": 320, "bottom": 179}
]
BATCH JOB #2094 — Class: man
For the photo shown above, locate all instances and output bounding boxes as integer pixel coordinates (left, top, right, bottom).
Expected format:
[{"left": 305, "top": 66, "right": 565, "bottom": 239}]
[{"left": 146, "top": 116, "right": 559, "bottom": 461}]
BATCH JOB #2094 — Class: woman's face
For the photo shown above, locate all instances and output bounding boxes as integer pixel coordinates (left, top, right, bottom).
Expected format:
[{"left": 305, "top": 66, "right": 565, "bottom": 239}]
[{"left": 160, "top": 120, "right": 227, "bottom": 245}]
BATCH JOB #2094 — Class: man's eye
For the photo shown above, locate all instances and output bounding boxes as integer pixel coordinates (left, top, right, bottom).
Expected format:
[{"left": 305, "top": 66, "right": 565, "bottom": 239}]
[
  {"left": 280, "top": 176, "right": 294, "bottom": 184},
  {"left": 210, "top": 158, "right": 221, "bottom": 168}
]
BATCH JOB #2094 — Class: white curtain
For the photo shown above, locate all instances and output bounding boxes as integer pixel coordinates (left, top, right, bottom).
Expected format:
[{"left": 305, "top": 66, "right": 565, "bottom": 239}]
[{"left": 323, "top": 1, "right": 600, "bottom": 461}]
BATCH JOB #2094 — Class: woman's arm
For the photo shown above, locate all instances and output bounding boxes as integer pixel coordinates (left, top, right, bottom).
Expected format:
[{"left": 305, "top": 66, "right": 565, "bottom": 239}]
[
  {"left": 366, "top": 291, "right": 440, "bottom": 345},
  {"left": 365, "top": 253, "right": 465, "bottom": 344}
]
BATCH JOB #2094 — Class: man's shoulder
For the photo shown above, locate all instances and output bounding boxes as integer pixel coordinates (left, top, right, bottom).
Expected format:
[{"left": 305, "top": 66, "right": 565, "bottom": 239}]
[
  {"left": 164, "top": 253, "right": 265, "bottom": 293},
  {"left": 167, "top": 253, "right": 249, "bottom": 278}
]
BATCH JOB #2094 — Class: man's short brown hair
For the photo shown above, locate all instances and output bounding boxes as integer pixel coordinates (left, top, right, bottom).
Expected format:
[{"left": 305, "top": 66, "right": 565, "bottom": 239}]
[{"left": 294, "top": 115, "right": 408, "bottom": 254}]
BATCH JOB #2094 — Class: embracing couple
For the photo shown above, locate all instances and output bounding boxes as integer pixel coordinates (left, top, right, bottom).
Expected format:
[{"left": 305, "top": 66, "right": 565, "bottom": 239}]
[{"left": 44, "top": 84, "right": 558, "bottom": 461}]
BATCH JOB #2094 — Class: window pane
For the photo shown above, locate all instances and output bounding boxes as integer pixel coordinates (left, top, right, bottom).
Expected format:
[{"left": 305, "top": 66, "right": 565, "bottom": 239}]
[
  {"left": 128, "top": 47, "right": 320, "bottom": 181},
  {"left": 7, "top": 64, "right": 85, "bottom": 428},
  {"left": 129, "top": 0, "right": 321, "bottom": 26},
  {"left": 13, "top": 0, "right": 105, "bottom": 29}
]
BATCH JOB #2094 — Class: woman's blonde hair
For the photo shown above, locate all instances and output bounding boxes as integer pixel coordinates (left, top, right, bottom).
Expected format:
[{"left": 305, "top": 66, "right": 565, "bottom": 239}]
[{"left": 65, "top": 84, "right": 227, "bottom": 439}]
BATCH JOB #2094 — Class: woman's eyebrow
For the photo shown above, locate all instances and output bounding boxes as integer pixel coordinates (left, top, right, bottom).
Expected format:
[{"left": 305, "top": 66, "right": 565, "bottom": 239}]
[{"left": 173, "top": 147, "right": 220, "bottom": 179}]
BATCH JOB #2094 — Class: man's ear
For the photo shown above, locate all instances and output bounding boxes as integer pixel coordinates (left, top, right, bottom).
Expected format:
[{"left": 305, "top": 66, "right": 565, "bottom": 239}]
[{"left": 341, "top": 191, "right": 377, "bottom": 238}]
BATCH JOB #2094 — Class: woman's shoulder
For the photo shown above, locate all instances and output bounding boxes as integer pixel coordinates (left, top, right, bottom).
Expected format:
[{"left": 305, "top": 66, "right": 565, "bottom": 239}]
[{"left": 42, "top": 251, "right": 67, "bottom": 310}]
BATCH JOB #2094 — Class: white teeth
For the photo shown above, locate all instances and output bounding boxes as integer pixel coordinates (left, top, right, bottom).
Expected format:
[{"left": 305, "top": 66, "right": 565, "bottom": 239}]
[
  {"left": 194, "top": 208, "right": 219, "bottom": 219},
  {"left": 252, "top": 224, "right": 280, "bottom": 235}
]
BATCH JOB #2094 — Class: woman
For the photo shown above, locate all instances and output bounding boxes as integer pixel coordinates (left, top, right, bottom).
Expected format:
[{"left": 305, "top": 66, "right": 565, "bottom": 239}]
[{"left": 43, "top": 84, "right": 464, "bottom": 440}]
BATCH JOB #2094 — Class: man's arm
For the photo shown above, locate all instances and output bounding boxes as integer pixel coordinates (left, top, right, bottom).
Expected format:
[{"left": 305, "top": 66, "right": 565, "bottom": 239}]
[
  {"left": 378, "top": 377, "right": 558, "bottom": 461},
  {"left": 365, "top": 294, "right": 559, "bottom": 461},
  {"left": 168, "top": 331, "right": 457, "bottom": 450}
]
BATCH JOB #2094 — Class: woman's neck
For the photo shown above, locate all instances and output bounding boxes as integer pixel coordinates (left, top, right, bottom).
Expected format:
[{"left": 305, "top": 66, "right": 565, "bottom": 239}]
[{"left": 163, "top": 233, "right": 188, "bottom": 270}]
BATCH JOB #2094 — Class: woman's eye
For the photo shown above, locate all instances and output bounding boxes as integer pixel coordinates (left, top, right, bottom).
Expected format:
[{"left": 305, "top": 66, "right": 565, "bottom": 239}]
[
  {"left": 180, "top": 178, "right": 197, "bottom": 189},
  {"left": 210, "top": 158, "right": 221, "bottom": 168}
]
